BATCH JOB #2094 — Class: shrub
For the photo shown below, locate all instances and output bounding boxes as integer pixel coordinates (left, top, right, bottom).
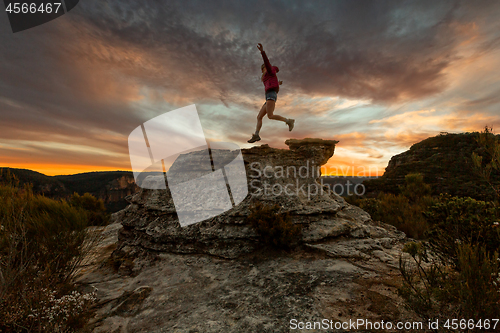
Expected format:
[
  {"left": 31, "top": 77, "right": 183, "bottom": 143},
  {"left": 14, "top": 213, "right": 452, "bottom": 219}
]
[
  {"left": 0, "top": 169, "right": 19, "bottom": 189},
  {"left": 398, "top": 241, "right": 443, "bottom": 319},
  {"left": 0, "top": 182, "right": 99, "bottom": 332},
  {"left": 399, "top": 242, "right": 500, "bottom": 324},
  {"left": 345, "top": 173, "right": 435, "bottom": 239},
  {"left": 246, "top": 202, "right": 302, "bottom": 250},
  {"left": 375, "top": 192, "right": 430, "bottom": 240},
  {"left": 455, "top": 243, "right": 500, "bottom": 320},
  {"left": 471, "top": 126, "right": 500, "bottom": 202},
  {"left": 41, "top": 289, "right": 97, "bottom": 330},
  {"left": 399, "top": 173, "right": 432, "bottom": 203},
  {"left": 399, "top": 193, "right": 500, "bottom": 326},
  {"left": 346, "top": 197, "right": 377, "bottom": 219},
  {"left": 69, "top": 192, "right": 110, "bottom": 226},
  {"left": 424, "top": 194, "right": 500, "bottom": 265}
]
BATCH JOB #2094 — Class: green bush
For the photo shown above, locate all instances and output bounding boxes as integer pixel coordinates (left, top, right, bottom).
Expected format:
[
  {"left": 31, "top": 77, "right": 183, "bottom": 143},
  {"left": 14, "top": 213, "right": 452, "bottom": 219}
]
[
  {"left": 424, "top": 194, "right": 500, "bottom": 265},
  {"left": 399, "top": 173, "right": 432, "bottom": 203},
  {"left": 346, "top": 173, "right": 434, "bottom": 239},
  {"left": 399, "top": 193, "right": 500, "bottom": 325},
  {"left": 471, "top": 126, "right": 500, "bottom": 202},
  {"left": 399, "top": 242, "right": 500, "bottom": 324},
  {"left": 375, "top": 193, "right": 430, "bottom": 239},
  {"left": 398, "top": 241, "right": 442, "bottom": 319},
  {"left": 246, "top": 202, "right": 302, "bottom": 250},
  {"left": 0, "top": 182, "right": 99, "bottom": 332},
  {"left": 69, "top": 192, "right": 110, "bottom": 226},
  {"left": 455, "top": 243, "right": 500, "bottom": 319}
]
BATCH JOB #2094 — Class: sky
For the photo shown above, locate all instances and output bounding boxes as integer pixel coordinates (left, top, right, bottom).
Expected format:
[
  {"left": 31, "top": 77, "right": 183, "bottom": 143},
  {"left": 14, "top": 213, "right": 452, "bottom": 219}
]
[{"left": 1, "top": 0, "right": 500, "bottom": 176}]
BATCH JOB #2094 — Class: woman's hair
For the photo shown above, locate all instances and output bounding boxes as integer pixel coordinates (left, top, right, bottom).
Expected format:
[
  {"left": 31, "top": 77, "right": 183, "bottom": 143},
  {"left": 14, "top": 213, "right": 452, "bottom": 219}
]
[{"left": 261, "top": 64, "right": 266, "bottom": 70}]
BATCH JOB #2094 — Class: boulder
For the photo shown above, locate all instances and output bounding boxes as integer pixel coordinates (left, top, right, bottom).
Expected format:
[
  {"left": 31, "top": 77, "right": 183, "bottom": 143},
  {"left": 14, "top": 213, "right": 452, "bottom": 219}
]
[
  {"left": 76, "top": 138, "right": 415, "bottom": 332},
  {"left": 114, "top": 138, "right": 403, "bottom": 259}
]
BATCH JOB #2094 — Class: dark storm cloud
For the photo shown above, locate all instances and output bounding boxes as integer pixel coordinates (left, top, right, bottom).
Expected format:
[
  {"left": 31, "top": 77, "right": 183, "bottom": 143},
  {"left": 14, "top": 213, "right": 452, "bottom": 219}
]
[
  {"left": 1, "top": 0, "right": 498, "bottom": 134},
  {"left": 67, "top": 0, "right": 500, "bottom": 103},
  {"left": 0, "top": 14, "right": 144, "bottom": 147}
]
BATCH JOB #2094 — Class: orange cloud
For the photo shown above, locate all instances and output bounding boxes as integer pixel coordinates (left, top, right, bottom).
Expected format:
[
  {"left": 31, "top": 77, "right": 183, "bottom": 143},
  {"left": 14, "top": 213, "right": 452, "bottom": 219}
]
[{"left": 323, "top": 154, "right": 385, "bottom": 177}]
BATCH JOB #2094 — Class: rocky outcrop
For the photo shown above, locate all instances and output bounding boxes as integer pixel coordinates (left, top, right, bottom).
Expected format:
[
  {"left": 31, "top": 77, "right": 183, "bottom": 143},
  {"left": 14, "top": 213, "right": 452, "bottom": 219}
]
[
  {"left": 364, "top": 132, "right": 500, "bottom": 200},
  {"left": 76, "top": 138, "right": 416, "bottom": 332},
  {"left": 115, "top": 138, "right": 404, "bottom": 260},
  {"left": 78, "top": 225, "right": 414, "bottom": 333}
]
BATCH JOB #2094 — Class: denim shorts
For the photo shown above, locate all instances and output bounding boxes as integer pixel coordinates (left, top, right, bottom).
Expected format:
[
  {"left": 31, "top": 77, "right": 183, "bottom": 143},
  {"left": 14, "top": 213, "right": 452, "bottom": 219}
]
[{"left": 265, "top": 90, "right": 278, "bottom": 102}]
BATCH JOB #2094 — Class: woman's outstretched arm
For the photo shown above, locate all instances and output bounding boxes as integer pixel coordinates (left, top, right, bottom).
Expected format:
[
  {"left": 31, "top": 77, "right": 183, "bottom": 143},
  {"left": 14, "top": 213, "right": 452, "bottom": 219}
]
[{"left": 257, "top": 43, "right": 273, "bottom": 73}]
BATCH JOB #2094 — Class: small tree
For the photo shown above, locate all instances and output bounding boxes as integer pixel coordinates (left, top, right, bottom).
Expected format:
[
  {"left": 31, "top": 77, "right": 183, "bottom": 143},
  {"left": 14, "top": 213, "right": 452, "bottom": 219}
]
[
  {"left": 69, "top": 192, "right": 110, "bottom": 226},
  {"left": 399, "top": 173, "right": 432, "bottom": 203},
  {"left": 471, "top": 126, "right": 500, "bottom": 202}
]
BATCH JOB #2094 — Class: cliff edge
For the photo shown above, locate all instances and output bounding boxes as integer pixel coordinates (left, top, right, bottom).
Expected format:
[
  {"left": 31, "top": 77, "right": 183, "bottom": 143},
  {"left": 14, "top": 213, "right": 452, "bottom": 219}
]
[{"left": 77, "top": 138, "right": 415, "bottom": 333}]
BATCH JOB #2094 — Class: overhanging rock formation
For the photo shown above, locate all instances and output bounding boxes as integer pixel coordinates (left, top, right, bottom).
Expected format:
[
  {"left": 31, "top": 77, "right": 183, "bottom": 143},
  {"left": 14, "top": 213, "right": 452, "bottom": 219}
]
[
  {"left": 115, "top": 138, "right": 404, "bottom": 259},
  {"left": 79, "top": 138, "right": 413, "bottom": 332}
]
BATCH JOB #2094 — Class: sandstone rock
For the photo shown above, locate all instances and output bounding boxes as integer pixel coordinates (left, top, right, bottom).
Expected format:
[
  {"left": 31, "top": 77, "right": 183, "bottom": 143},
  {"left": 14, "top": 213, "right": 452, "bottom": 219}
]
[
  {"left": 76, "top": 138, "right": 416, "bottom": 332},
  {"left": 115, "top": 138, "right": 399, "bottom": 260},
  {"left": 78, "top": 223, "right": 415, "bottom": 333}
]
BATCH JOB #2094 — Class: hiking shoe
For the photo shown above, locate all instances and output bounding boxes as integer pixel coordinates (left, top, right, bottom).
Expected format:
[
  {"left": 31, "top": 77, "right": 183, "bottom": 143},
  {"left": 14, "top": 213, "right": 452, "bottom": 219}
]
[
  {"left": 247, "top": 134, "right": 261, "bottom": 143},
  {"left": 286, "top": 119, "right": 295, "bottom": 131}
]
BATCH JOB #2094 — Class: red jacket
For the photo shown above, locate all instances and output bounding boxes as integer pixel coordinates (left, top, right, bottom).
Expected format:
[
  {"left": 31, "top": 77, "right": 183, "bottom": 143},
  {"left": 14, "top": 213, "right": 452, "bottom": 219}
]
[{"left": 261, "top": 51, "right": 280, "bottom": 93}]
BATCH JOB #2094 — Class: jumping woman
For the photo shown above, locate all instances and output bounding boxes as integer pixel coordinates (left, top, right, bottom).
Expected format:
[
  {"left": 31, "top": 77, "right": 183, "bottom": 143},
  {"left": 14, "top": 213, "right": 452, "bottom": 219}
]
[{"left": 248, "top": 43, "right": 294, "bottom": 143}]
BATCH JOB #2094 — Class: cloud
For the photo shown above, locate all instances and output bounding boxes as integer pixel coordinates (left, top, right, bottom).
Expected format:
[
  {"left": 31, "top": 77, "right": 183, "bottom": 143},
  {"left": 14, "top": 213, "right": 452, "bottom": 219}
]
[
  {"left": 48, "top": 0, "right": 499, "bottom": 105},
  {"left": 1, "top": 0, "right": 500, "bottom": 175},
  {"left": 370, "top": 109, "right": 438, "bottom": 126}
]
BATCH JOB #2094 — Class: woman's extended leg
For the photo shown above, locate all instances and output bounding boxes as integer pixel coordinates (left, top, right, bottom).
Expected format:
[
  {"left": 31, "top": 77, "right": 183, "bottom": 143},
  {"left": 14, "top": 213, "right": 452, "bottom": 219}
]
[
  {"left": 255, "top": 102, "right": 267, "bottom": 136},
  {"left": 248, "top": 102, "right": 267, "bottom": 143}
]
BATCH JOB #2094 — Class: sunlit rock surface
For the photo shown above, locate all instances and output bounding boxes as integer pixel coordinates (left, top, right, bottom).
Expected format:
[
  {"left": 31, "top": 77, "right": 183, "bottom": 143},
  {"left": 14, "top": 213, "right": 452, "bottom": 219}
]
[{"left": 77, "top": 138, "right": 417, "bottom": 333}]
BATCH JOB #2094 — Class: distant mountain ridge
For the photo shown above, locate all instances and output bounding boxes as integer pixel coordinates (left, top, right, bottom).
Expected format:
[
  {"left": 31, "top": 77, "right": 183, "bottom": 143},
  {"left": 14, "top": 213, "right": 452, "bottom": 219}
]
[
  {"left": 0, "top": 169, "right": 379, "bottom": 211},
  {"left": 0, "top": 168, "right": 141, "bottom": 212},
  {"left": 320, "top": 176, "right": 379, "bottom": 196}
]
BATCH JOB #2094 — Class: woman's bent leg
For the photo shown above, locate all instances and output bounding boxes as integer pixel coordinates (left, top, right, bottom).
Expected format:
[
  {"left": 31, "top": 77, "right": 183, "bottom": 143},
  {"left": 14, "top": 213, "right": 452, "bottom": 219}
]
[{"left": 265, "top": 100, "right": 287, "bottom": 122}]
